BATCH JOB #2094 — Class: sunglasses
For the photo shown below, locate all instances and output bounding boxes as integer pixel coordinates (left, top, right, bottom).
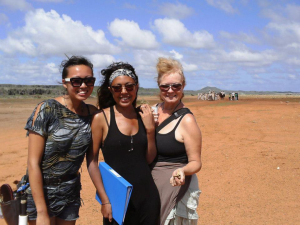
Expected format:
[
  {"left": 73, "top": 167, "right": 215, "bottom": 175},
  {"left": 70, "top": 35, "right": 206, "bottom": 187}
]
[
  {"left": 159, "top": 83, "right": 182, "bottom": 92},
  {"left": 64, "top": 77, "right": 96, "bottom": 87},
  {"left": 111, "top": 83, "right": 136, "bottom": 92}
]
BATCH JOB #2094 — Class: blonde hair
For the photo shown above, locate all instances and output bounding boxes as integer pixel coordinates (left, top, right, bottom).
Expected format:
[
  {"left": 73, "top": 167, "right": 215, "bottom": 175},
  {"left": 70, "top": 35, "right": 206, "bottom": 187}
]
[{"left": 156, "top": 57, "right": 186, "bottom": 86}]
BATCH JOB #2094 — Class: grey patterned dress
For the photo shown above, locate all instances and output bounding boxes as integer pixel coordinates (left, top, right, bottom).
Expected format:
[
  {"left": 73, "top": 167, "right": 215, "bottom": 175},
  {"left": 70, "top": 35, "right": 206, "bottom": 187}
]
[{"left": 24, "top": 99, "right": 92, "bottom": 220}]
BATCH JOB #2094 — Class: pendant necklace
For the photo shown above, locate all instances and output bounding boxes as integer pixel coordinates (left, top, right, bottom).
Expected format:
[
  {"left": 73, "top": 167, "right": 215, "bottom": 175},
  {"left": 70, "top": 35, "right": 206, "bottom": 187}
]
[{"left": 129, "top": 135, "right": 134, "bottom": 152}]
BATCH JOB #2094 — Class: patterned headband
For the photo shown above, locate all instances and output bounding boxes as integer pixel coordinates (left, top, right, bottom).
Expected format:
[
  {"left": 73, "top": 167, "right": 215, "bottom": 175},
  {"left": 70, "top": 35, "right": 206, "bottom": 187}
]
[{"left": 109, "top": 69, "right": 138, "bottom": 85}]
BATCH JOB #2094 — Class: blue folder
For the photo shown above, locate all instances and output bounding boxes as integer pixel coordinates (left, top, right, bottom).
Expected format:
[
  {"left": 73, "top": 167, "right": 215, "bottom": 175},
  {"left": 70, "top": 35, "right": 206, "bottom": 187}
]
[{"left": 95, "top": 162, "right": 133, "bottom": 225}]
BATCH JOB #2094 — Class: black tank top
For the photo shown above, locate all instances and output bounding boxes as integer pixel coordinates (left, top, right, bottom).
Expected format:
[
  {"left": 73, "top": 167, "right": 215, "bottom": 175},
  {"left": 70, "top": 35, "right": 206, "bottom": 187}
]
[
  {"left": 101, "top": 106, "right": 160, "bottom": 217},
  {"left": 156, "top": 115, "right": 189, "bottom": 163}
]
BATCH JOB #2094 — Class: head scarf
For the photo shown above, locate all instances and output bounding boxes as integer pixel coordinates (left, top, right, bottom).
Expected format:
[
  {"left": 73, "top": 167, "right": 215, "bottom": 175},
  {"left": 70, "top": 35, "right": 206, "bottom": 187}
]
[{"left": 109, "top": 69, "right": 138, "bottom": 85}]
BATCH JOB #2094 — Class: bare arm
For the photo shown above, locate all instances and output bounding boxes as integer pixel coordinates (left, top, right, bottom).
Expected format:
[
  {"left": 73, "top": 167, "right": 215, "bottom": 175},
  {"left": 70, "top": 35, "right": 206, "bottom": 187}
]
[
  {"left": 27, "top": 103, "right": 50, "bottom": 224},
  {"left": 86, "top": 112, "right": 112, "bottom": 222},
  {"left": 139, "top": 104, "right": 157, "bottom": 164},
  {"left": 171, "top": 114, "right": 202, "bottom": 186}
]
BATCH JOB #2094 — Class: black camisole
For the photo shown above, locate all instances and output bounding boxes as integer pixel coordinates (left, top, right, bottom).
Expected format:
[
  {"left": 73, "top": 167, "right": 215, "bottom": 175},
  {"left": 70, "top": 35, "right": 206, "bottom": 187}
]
[
  {"left": 101, "top": 106, "right": 160, "bottom": 225},
  {"left": 156, "top": 115, "right": 189, "bottom": 163}
]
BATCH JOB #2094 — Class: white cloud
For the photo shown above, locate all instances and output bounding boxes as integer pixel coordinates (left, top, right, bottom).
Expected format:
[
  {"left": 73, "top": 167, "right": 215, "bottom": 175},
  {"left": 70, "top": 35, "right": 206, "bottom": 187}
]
[
  {"left": 88, "top": 54, "right": 116, "bottom": 69},
  {"left": 0, "top": 9, "right": 119, "bottom": 56},
  {"left": 169, "top": 50, "right": 197, "bottom": 71},
  {"left": 158, "top": 2, "right": 194, "bottom": 19},
  {"left": 0, "top": 13, "right": 8, "bottom": 25},
  {"left": 223, "top": 49, "right": 279, "bottom": 66},
  {"left": 108, "top": 19, "right": 159, "bottom": 49},
  {"left": 154, "top": 18, "right": 215, "bottom": 49},
  {"left": 205, "top": 0, "right": 238, "bottom": 14},
  {"left": 0, "top": 0, "right": 33, "bottom": 11},
  {"left": 286, "top": 57, "right": 300, "bottom": 65},
  {"left": 170, "top": 50, "right": 183, "bottom": 60},
  {"left": 45, "top": 62, "right": 59, "bottom": 74},
  {"left": 182, "top": 62, "right": 198, "bottom": 72},
  {"left": 288, "top": 74, "right": 297, "bottom": 80}
]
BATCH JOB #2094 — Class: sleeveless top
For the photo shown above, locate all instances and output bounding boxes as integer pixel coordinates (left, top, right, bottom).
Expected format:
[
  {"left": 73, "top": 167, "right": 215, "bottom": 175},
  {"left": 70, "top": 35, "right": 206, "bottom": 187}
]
[
  {"left": 156, "top": 115, "right": 188, "bottom": 163},
  {"left": 101, "top": 106, "right": 160, "bottom": 224}
]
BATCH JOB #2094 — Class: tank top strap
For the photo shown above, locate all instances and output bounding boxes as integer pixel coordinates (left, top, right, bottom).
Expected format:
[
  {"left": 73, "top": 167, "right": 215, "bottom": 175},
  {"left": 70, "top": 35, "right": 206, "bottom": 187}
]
[
  {"left": 172, "top": 113, "right": 188, "bottom": 132},
  {"left": 109, "top": 106, "right": 117, "bottom": 127}
]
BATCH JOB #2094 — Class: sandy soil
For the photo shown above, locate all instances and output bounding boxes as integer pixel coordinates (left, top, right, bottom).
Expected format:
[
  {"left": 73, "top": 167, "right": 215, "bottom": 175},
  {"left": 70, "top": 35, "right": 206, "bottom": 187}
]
[{"left": 0, "top": 95, "right": 299, "bottom": 225}]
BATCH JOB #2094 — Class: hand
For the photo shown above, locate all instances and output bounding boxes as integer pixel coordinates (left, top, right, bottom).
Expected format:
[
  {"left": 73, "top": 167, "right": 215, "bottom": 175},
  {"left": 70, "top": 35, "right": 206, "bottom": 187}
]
[
  {"left": 170, "top": 168, "right": 185, "bottom": 186},
  {"left": 101, "top": 203, "right": 113, "bottom": 222},
  {"left": 36, "top": 211, "right": 51, "bottom": 225},
  {"left": 139, "top": 104, "right": 155, "bottom": 133}
]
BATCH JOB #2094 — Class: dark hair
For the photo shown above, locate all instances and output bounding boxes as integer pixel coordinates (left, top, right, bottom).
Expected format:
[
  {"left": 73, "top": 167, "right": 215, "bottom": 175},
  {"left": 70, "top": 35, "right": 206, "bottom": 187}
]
[
  {"left": 60, "top": 55, "right": 94, "bottom": 79},
  {"left": 97, "top": 62, "right": 139, "bottom": 110}
]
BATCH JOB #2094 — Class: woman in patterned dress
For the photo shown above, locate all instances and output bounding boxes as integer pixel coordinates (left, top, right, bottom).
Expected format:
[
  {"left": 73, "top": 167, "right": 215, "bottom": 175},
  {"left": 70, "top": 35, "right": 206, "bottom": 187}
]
[{"left": 25, "top": 56, "right": 97, "bottom": 225}]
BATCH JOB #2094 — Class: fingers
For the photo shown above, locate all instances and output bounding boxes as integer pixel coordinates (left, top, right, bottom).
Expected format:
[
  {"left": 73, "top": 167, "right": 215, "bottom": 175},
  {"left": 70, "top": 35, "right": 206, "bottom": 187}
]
[
  {"left": 140, "top": 104, "right": 151, "bottom": 113},
  {"left": 170, "top": 169, "right": 185, "bottom": 186}
]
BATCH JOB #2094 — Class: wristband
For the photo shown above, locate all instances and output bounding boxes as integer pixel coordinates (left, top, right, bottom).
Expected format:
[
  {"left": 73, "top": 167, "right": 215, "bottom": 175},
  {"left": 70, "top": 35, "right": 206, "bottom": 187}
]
[{"left": 102, "top": 202, "right": 111, "bottom": 205}]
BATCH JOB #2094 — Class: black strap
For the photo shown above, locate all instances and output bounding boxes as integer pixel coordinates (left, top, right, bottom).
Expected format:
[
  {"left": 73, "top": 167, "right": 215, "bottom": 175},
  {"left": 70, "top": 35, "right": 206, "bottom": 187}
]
[
  {"left": 102, "top": 109, "right": 109, "bottom": 128},
  {"left": 156, "top": 108, "right": 192, "bottom": 132}
]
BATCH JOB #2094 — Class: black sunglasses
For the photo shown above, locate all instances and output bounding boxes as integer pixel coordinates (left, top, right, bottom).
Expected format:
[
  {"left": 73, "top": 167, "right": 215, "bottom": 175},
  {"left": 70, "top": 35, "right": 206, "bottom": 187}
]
[
  {"left": 64, "top": 77, "right": 96, "bottom": 87},
  {"left": 111, "top": 83, "right": 136, "bottom": 92},
  {"left": 159, "top": 83, "right": 182, "bottom": 92}
]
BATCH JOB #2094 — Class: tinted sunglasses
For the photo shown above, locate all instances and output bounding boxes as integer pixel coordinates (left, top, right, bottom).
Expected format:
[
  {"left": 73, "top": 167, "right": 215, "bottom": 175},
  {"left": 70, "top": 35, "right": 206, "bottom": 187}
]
[
  {"left": 159, "top": 83, "right": 182, "bottom": 92},
  {"left": 64, "top": 77, "right": 96, "bottom": 87},
  {"left": 111, "top": 83, "right": 136, "bottom": 92}
]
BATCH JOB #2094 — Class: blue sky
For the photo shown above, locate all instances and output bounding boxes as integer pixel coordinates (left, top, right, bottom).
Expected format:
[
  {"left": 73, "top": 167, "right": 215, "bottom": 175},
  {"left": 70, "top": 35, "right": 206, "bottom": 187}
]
[{"left": 0, "top": 0, "right": 299, "bottom": 92}]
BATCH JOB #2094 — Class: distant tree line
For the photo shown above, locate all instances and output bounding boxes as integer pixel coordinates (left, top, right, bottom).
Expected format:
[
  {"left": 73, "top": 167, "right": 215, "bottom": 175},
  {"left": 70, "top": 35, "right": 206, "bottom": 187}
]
[{"left": 0, "top": 85, "right": 65, "bottom": 96}]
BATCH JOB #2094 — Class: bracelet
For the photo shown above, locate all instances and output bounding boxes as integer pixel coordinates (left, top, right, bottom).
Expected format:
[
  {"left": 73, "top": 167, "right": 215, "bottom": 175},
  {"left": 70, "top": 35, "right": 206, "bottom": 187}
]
[{"left": 102, "top": 202, "right": 111, "bottom": 205}]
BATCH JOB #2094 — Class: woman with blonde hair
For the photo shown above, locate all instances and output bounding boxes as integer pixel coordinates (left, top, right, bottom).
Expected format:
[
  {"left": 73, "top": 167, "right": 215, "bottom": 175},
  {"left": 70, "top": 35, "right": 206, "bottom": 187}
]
[{"left": 151, "top": 57, "right": 202, "bottom": 225}]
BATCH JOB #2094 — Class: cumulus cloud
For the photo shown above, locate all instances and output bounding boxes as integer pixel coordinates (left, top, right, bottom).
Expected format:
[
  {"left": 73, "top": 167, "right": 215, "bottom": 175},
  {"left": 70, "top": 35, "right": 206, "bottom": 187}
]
[
  {"left": 108, "top": 19, "right": 159, "bottom": 49},
  {"left": 170, "top": 50, "right": 183, "bottom": 60},
  {"left": 158, "top": 2, "right": 194, "bottom": 19},
  {"left": 154, "top": 18, "right": 215, "bottom": 49},
  {"left": 0, "top": 0, "right": 33, "bottom": 11},
  {"left": 205, "top": 0, "right": 238, "bottom": 14},
  {"left": 0, "top": 9, "right": 119, "bottom": 56},
  {"left": 0, "top": 56, "right": 61, "bottom": 84}
]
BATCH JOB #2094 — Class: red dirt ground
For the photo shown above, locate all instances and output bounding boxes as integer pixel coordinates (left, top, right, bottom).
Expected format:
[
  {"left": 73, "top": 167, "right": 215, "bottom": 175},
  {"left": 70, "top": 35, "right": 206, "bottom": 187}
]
[{"left": 0, "top": 95, "right": 299, "bottom": 225}]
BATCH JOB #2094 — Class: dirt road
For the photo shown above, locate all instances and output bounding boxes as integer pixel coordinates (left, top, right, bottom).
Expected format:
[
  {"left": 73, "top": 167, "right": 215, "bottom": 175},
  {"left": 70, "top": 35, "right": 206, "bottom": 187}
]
[{"left": 0, "top": 96, "right": 299, "bottom": 225}]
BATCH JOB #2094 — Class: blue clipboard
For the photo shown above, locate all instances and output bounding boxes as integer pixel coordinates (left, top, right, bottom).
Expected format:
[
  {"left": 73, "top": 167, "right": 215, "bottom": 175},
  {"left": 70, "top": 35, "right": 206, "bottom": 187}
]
[{"left": 95, "top": 162, "right": 133, "bottom": 225}]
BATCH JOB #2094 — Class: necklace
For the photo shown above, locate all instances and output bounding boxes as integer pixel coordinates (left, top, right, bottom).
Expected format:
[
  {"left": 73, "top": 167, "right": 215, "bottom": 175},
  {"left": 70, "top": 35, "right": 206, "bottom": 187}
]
[
  {"left": 161, "top": 100, "right": 182, "bottom": 114},
  {"left": 129, "top": 135, "right": 133, "bottom": 152},
  {"left": 63, "top": 95, "right": 84, "bottom": 113}
]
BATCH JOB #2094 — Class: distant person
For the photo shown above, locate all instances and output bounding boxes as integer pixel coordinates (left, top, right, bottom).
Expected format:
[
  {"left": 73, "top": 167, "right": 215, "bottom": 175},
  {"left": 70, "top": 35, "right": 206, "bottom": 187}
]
[
  {"left": 86, "top": 62, "right": 160, "bottom": 225},
  {"left": 25, "top": 56, "right": 97, "bottom": 224},
  {"left": 231, "top": 92, "right": 235, "bottom": 100},
  {"left": 151, "top": 57, "right": 202, "bottom": 225},
  {"left": 235, "top": 92, "right": 238, "bottom": 100}
]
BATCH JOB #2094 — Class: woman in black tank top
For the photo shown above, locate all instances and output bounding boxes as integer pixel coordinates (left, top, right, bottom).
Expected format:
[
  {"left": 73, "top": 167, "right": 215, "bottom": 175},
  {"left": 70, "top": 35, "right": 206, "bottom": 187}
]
[
  {"left": 86, "top": 62, "right": 160, "bottom": 225},
  {"left": 151, "top": 57, "right": 202, "bottom": 225}
]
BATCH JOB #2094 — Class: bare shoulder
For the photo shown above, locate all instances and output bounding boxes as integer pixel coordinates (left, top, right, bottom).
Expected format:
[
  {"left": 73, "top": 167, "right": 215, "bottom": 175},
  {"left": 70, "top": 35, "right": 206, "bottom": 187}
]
[
  {"left": 91, "top": 108, "right": 110, "bottom": 125},
  {"left": 180, "top": 111, "right": 200, "bottom": 130},
  {"left": 86, "top": 104, "right": 98, "bottom": 115}
]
